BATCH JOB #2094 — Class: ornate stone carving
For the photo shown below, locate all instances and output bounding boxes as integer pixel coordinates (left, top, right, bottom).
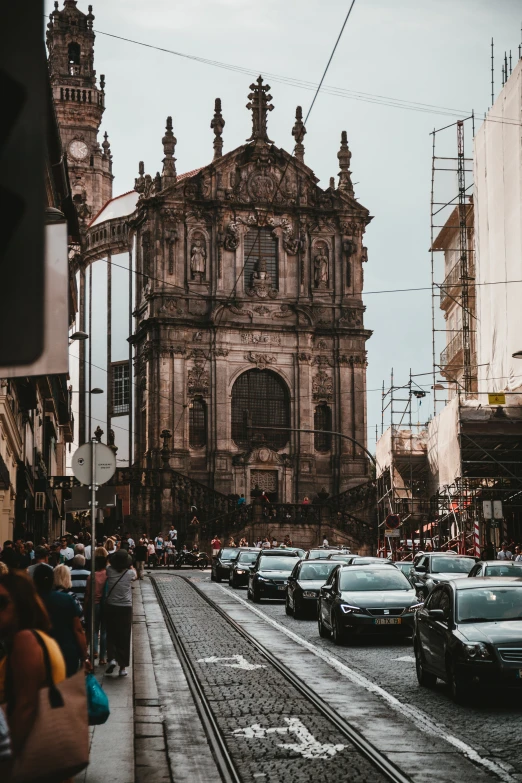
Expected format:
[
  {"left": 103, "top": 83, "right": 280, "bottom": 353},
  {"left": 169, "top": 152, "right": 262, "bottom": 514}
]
[
  {"left": 313, "top": 307, "right": 332, "bottom": 324},
  {"left": 253, "top": 305, "right": 270, "bottom": 316},
  {"left": 339, "top": 308, "right": 363, "bottom": 327},
  {"left": 292, "top": 105, "right": 306, "bottom": 163},
  {"left": 247, "top": 257, "right": 278, "bottom": 299},
  {"left": 190, "top": 232, "right": 206, "bottom": 281},
  {"left": 272, "top": 304, "right": 294, "bottom": 319},
  {"left": 160, "top": 298, "right": 184, "bottom": 316},
  {"left": 313, "top": 242, "right": 329, "bottom": 289},
  {"left": 211, "top": 97, "right": 225, "bottom": 160},
  {"left": 224, "top": 220, "right": 240, "bottom": 251},
  {"left": 313, "top": 355, "right": 333, "bottom": 367},
  {"left": 162, "top": 116, "right": 177, "bottom": 188},
  {"left": 312, "top": 370, "right": 333, "bottom": 402},
  {"left": 246, "top": 76, "right": 274, "bottom": 143},
  {"left": 316, "top": 339, "right": 328, "bottom": 350},
  {"left": 187, "top": 361, "right": 209, "bottom": 396},
  {"left": 193, "top": 331, "right": 203, "bottom": 342},
  {"left": 246, "top": 352, "right": 277, "bottom": 369},
  {"left": 248, "top": 172, "right": 276, "bottom": 202},
  {"left": 337, "top": 130, "right": 353, "bottom": 195},
  {"left": 213, "top": 347, "right": 230, "bottom": 357},
  {"left": 297, "top": 352, "right": 312, "bottom": 363}
]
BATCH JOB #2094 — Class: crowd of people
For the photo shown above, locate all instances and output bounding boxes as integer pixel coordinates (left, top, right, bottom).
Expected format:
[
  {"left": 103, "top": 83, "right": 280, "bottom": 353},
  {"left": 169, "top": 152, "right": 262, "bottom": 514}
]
[
  {"left": 210, "top": 534, "right": 294, "bottom": 555},
  {"left": 0, "top": 531, "right": 140, "bottom": 779}
]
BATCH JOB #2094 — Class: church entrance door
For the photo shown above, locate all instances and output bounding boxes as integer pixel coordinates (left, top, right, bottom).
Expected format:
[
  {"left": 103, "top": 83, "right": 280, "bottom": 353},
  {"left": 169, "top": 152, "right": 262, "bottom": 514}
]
[{"left": 250, "top": 469, "right": 278, "bottom": 503}]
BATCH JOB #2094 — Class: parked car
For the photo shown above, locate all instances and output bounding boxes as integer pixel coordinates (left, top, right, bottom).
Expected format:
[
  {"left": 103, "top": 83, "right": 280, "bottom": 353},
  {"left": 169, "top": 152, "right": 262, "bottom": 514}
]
[
  {"left": 248, "top": 552, "right": 299, "bottom": 602},
  {"left": 286, "top": 559, "right": 346, "bottom": 618},
  {"left": 229, "top": 549, "right": 260, "bottom": 588},
  {"left": 211, "top": 547, "right": 247, "bottom": 582},
  {"left": 414, "top": 577, "right": 522, "bottom": 701},
  {"left": 349, "top": 556, "right": 391, "bottom": 566},
  {"left": 412, "top": 553, "right": 478, "bottom": 597},
  {"left": 317, "top": 564, "right": 420, "bottom": 644},
  {"left": 468, "top": 561, "right": 522, "bottom": 578}
]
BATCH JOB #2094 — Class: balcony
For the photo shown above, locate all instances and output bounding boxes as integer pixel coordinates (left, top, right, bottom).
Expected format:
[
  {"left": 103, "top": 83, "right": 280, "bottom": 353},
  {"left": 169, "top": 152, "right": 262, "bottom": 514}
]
[
  {"left": 439, "top": 260, "right": 462, "bottom": 307},
  {"left": 440, "top": 330, "right": 463, "bottom": 367}
]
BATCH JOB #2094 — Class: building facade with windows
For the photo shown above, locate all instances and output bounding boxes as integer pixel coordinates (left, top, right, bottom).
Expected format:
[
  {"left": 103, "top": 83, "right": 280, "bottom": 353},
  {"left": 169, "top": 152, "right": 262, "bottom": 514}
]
[{"left": 49, "top": 2, "right": 374, "bottom": 535}]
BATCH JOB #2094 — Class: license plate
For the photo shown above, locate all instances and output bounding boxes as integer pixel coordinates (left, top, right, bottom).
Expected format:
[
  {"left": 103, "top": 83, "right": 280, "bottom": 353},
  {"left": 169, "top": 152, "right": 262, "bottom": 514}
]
[
  {"left": 278, "top": 585, "right": 286, "bottom": 591},
  {"left": 375, "top": 618, "right": 401, "bottom": 625},
  {"left": 517, "top": 669, "right": 522, "bottom": 678}
]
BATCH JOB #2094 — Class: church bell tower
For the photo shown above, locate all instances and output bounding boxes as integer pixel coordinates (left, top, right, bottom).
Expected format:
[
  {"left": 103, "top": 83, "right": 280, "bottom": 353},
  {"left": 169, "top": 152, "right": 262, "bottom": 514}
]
[{"left": 46, "top": 0, "right": 113, "bottom": 224}]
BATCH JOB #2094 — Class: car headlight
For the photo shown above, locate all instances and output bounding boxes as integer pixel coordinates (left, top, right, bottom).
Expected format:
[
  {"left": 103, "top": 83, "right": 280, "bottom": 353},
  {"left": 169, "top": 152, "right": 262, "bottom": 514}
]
[
  {"left": 463, "top": 642, "right": 491, "bottom": 660},
  {"left": 340, "top": 604, "right": 362, "bottom": 614},
  {"left": 257, "top": 575, "right": 269, "bottom": 581},
  {"left": 303, "top": 590, "right": 318, "bottom": 598},
  {"left": 236, "top": 569, "right": 246, "bottom": 575}
]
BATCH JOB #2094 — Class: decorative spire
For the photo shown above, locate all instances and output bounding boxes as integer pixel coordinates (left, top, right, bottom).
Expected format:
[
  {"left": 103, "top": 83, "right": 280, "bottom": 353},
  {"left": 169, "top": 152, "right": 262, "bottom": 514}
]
[
  {"left": 162, "top": 116, "right": 177, "bottom": 188},
  {"left": 246, "top": 76, "right": 274, "bottom": 144},
  {"left": 337, "top": 131, "right": 353, "bottom": 195},
  {"left": 292, "top": 106, "right": 306, "bottom": 163},
  {"left": 102, "top": 131, "right": 110, "bottom": 157},
  {"left": 100, "top": 74, "right": 105, "bottom": 90},
  {"left": 211, "top": 98, "right": 225, "bottom": 160},
  {"left": 134, "top": 161, "right": 145, "bottom": 194}
]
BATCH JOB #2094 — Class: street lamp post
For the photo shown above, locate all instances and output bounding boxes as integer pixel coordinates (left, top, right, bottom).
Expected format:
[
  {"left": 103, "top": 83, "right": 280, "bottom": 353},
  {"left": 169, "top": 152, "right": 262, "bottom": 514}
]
[{"left": 248, "top": 425, "right": 376, "bottom": 467}]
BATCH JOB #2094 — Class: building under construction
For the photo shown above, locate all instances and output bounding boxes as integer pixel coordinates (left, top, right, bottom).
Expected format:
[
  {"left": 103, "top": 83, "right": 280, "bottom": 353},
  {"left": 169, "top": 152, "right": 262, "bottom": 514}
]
[{"left": 376, "top": 55, "right": 522, "bottom": 558}]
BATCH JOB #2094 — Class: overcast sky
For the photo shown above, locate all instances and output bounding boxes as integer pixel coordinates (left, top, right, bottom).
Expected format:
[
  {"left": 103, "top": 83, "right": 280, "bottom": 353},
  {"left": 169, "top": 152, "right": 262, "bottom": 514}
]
[{"left": 48, "top": 0, "right": 521, "bottom": 453}]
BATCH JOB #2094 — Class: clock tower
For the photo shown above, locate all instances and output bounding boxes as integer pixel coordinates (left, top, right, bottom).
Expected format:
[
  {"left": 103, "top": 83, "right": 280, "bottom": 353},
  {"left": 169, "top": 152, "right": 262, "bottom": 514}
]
[{"left": 46, "top": 1, "right": 113, "bottom": 224}]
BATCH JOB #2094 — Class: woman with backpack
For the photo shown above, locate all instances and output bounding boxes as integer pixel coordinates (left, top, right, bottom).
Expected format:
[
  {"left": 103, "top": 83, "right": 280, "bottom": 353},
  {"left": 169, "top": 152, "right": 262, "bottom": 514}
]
[{"left": 105, "top": 550, "right": 136, "bottom": 677}]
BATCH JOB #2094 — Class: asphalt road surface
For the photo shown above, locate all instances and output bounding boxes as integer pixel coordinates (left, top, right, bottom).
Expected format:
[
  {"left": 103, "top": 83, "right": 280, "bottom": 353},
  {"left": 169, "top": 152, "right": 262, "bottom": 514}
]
[{"left": 183, "top": 569, "right": 522, "bottom": 781}]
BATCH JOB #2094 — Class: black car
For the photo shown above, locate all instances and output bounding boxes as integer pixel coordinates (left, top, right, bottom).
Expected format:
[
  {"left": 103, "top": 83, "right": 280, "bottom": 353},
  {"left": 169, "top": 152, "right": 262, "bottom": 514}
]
[
  {"left": 318, "top": 564, "right": 420, "bottom": 644},
  {"left": 229, "top": 549, "right": 260, "bottom": 588},
  {"left": 211, "top": 547, "right": 246, "bottom": 582},
  {"left": 468, "top": 560, "right": 522, "bottom": 578},
  {"left": 248, "top": 552, "right": 299, "bottom": 602},
  {"left": 286, "top": 560, "right": 345, "bottom": 618},
  {"left": 306, "top": 548, "right": 350, "bottom": 560},
  {"left": 412, "top": 552, "right": 478, "bottom": 597},
  {"left": 326, "top": 553, "right": 358, "bottom": 564},
  {"left": 414, "top": 577, "right": 522, "bottom": 701},
  {"left": 349, "top": 556, "right": 391, "bottom": 566}
]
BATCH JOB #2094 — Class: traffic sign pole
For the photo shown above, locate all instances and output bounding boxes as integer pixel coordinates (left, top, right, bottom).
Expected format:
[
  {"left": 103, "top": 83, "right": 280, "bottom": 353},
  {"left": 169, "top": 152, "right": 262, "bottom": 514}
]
[{"left": 90, "top": 438, "right": 97, "bottom": 669}]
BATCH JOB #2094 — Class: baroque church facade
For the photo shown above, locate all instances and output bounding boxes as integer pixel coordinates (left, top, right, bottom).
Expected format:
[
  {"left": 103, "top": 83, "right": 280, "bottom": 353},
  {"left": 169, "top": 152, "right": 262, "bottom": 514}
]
[{"left": 48, "top": 0, "right": 373, "bottom": 516}]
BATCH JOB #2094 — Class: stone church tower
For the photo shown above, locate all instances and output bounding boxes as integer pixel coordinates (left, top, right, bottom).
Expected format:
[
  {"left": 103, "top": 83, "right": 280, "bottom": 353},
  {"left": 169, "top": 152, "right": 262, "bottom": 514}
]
[
  {"left": 132, "top": 79, "right": 373, "bottom": 506},
  {"left": 46, "top": 0, "right": 113, "bottom": 226}
]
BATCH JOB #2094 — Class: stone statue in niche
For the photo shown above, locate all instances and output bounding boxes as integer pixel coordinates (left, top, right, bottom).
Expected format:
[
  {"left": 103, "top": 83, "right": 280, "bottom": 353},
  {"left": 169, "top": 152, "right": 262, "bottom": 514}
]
[
  {"left": 314, "top": 244, "right": 329, "bottom": 289},
  {"left": 190, "top": 234, "right": 206, "bottom": 281}
]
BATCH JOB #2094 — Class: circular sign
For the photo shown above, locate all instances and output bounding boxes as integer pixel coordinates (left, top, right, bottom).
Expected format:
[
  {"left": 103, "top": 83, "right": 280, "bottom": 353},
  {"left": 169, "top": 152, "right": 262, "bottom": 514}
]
[
  {"left": 385, "top": 513, "right": 401, "bottom": 530},
  {"left": 71, "top": 443, "right": 116, "bottom": 486}
]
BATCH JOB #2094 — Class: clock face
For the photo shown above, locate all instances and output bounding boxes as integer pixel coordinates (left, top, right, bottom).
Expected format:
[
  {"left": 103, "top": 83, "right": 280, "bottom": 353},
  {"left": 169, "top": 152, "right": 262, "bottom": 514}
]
[{"left": 69, "top": 140, "right": 89, "bottom": 160}]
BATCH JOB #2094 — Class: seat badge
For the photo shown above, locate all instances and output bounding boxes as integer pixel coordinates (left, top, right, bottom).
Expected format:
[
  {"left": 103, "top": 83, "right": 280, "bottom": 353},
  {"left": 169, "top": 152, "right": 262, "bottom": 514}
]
[{"left": 384, "top": 609, "right": 389, "bottom": 615}]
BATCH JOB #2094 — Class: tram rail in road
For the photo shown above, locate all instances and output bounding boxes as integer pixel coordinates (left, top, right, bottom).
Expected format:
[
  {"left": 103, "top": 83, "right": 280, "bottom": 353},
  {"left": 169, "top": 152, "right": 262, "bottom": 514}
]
[{"left": 150, "top": 574, "right": 413, "bottom": 783}]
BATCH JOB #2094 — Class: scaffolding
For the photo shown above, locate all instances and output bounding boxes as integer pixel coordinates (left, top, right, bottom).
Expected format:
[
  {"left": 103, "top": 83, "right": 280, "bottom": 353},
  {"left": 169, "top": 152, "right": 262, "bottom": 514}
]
[{"left": 376, "top": 370, "right": 430, "bottom": 560}]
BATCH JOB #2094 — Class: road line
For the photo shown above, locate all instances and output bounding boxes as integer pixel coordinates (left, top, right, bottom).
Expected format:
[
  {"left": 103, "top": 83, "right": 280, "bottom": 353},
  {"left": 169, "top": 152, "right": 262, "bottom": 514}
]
[{"left": 215, "top": 584, "right": 516, "bottom": 783}]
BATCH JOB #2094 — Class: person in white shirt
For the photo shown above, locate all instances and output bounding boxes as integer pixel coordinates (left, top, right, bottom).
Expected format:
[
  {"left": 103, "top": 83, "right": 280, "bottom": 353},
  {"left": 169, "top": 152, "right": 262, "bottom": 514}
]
[
  {"left": 497, "top": 543, "right": 513, "bottom": 560},
  {"left": 514, "top": 546, "right": 522, "bottom": 562},
  {"left": 58, "top": 536, "right": 74, "bottom": 562},
  {"left": 322, "top": 537, "right": 329, "bottom": 547}
]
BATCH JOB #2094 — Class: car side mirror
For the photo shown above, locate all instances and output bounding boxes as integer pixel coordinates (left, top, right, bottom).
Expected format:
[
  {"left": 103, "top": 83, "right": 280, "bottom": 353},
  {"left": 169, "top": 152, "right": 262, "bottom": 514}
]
[
  {"left": 428, "top": 608, "right": 445, "bottom": 620},
  {"left": 321, "top": 585, "right": 333, "bottom": 593},
  {"left": 415, "top": 565, "right": 427, "bottom": 573},
  {"left": 414, "top": 582, "right": 425, "bottom": 590}
]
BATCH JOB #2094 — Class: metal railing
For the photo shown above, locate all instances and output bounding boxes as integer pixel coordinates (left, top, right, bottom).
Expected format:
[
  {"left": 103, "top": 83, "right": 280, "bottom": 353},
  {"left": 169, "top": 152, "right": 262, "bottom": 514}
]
[{"left": 440, "top": 330, "right": 463, "bottom": 367}]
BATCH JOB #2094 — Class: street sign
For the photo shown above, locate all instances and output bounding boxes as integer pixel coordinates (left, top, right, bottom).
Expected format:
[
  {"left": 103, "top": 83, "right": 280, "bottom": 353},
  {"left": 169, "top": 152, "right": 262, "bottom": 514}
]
[
  {"left": 482, "top": 500, "right": 492, "bottom": 520},
  {"left": 385, "top": 513, "right": 401, "bottom": 529},
  {"left": 71, "top": 443, "right": 116, "bottom": 486},
  {"left": 488, "top": 393, "right": 506, "bottom": 405},
  {"left": 385, "top": 529, "right": 400, "bottom": 537},
  {"left": 64, "top": 486, "right": 117, "bottom": 513},
  {"left": 493, "top": 500, "right": 503, "bottom": 520}
]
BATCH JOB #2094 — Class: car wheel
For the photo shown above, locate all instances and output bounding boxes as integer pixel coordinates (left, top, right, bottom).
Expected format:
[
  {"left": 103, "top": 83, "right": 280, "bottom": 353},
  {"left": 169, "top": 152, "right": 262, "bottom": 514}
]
[
  {"left": 318, "top": 612, "right": 330, "bottom": 638},
  {"left": 415, "top": 645, "right": 437, "bottom": 688},
  {"left": 447, "top": 660, "right": 468, "bottom": 703},
  {"left": 285, "top": 596, "right": 293, "bottom": 616},
  {"left": 252, "top": 586, "right": 261, "bottom": 603},
  {"left": 210, "top": 571, "right": 216, "bottom": 582},
  {"left": 332, "top": 614, "right": 346, "bottom": 645}
]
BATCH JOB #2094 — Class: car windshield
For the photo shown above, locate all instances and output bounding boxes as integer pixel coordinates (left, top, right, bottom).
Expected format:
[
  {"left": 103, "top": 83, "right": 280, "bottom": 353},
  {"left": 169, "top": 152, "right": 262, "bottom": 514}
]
[
  {"left": 298, "top": 562, "right": 339, "bottom": 580},
  {"left": 259, "top": 557, "right": 296, "bottom": 571},
  {"left": 484, "top": 564, "right": 522, "bottom": 577},
  {"left": 237, "top": 552, "right": 258, "bottom": 564},
  {"left": 340, "top": 568, "right": 412, "bottom": 591},
  {"left": 220, "top": 548, "right": 239, "bottom": 560},
  {"left": 328, "top": 555, "right": 353, "bottom": 563},
  {"left": 431, "top": 556, "right": 474, "bottom": 574},
  {"left": 457, "top": 587, "right": 522, "bottom": 622},
  {"left": 308, "top": 550, "right": 334, "bottom": 560}
]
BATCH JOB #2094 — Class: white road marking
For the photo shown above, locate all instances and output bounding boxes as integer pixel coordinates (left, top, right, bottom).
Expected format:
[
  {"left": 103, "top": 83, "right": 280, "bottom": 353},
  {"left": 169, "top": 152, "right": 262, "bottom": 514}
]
[
  {"left": 216, "top": 584, "right": 516, "bottom": 783},
  {"left": 197, "top": 654, "right": 265, "bottom": 670},
  {"left": 234, "top": 717, "right": 345, "bottom": 759},
  {"left": 394, "top": 655, "right": 415, "bottom": 662}
]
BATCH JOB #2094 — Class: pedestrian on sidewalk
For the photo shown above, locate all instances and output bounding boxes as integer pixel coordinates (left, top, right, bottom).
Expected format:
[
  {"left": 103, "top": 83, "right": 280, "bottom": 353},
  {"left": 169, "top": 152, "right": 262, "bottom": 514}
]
[
  {"left": 33, "top": 564, "right": 89, "bottom": 677},
  {"left": 105, "top": 550, "right": 136, "bottom": 677},
  {"left": 0, "top": 571, "right": 68, "bottom": 774},
  {"left": 27, "top": 545, "right": 52, "bottom": 578},
  {"left": 168, "top": 525, "right": 178, "bottom": 550},
  {"left": 154, "top": 533, "right": 165, "bottom": 566},
  {"left": 69, "top": 555, "right": 91, "bottom": 608},
  {"left": 211, "top": 534, "right": 222, "bottom": 557},
  {"left": 498, "top": 542, "right": 513, "bottom": 560},
  {"left": 134, "top": 537, "right": 148, "bottom": 579},
  {"left": 85, "top": 549, "right": 108, "bottom": 664}
]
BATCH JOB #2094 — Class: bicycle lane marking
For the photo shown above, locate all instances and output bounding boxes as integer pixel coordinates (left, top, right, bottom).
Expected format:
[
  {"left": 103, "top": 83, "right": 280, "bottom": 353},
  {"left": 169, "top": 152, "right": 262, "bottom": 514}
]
[{"left": 212, "top": 583, "right": 516, "bottom": 783}]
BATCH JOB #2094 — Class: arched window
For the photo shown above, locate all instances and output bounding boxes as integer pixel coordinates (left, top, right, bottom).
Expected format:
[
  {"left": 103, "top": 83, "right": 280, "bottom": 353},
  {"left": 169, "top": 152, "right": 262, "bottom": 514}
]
[
  {"left": 314, "top": 403, "right": 332, "bottom": 452},
  {"left": 231, "top": 369, "right": 289, "bottom": 451},
  {"left": 243, "top": 227, "right": 278, "bottom": 291},
  {"left": 189, "top": 397, "right": 207, "bottom": 448},
  {"left": 68, "top": 43, "right": 81, "bottom": 75}
]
